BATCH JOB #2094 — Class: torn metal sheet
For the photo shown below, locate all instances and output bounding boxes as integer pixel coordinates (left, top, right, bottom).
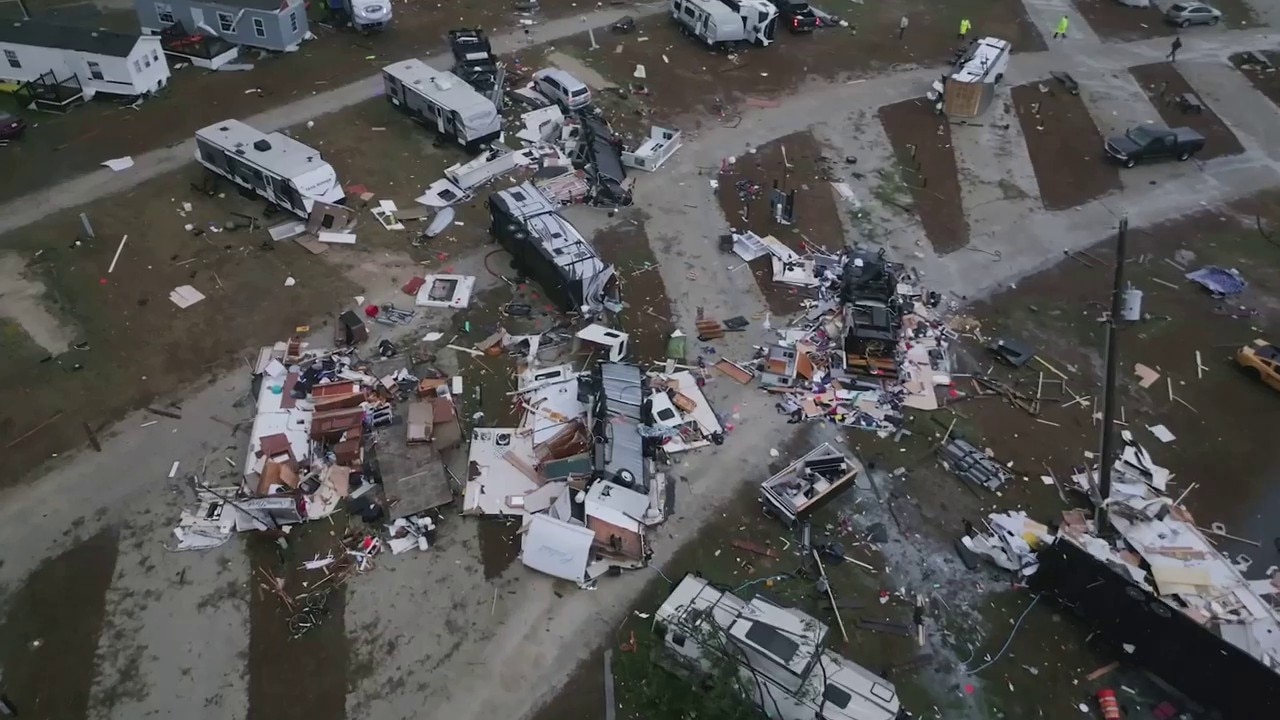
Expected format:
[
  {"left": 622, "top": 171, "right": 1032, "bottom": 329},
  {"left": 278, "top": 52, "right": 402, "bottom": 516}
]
[
  {"left": 425, "top": 207, "right": 455, "bottom": 238},
  {"left": 521, "top": 513, "right": 595, "bottom": 582},
  {"left": 268, "top": 220, "right": 307, "bottom": 241},
  {"left": 463, "top": 427, "right": 539, "bottom": 516},
  {"left": 576, "top": 324, "right": 629, "bottom": 362},
  {"left": 416, "top": 177, "right": 472, "bottom": 207},
  {"left": 305, "top": 200, "right": 357, "bottom": 235},
  {"left": 515, "top": 104, "right": 565, "bottom": 144},
  {"left": 169, "top": 285, "right": 206, "bottom": 309}
]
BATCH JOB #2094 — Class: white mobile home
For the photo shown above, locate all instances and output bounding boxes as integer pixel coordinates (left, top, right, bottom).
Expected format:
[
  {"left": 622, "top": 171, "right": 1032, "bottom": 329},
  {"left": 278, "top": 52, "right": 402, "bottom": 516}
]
[
  {"left": 655, "top": 574, "right": 903, "bottom": 720},
  {"left": 0, "top": 20, "right": 170, "bottom": 106},
  {"left": 382, "top": 59, "right": 502, "bottom": 149},
  {"left": 195, "top": 120, "right": 345, "bottom": 217},
  {"left": 670, "top": 0, "right": 777, "bottom": 47}
]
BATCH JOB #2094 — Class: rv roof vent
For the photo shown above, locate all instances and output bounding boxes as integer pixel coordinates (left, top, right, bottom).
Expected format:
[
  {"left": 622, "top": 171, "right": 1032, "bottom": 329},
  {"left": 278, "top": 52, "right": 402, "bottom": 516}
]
[
  {"left": 252, "top": 139, "right": 272, "bottom": 152},
  {"left": 432, "top": 76, "right": 453, "bottom": 91}
]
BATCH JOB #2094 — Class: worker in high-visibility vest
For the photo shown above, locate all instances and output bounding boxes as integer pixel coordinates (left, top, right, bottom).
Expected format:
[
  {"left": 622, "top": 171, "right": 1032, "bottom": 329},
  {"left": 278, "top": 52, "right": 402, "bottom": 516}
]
[
  {"left": 1053, "top": 15, "right": 1069, "bottom": 39},
  {"left": 958, "top": 18, "right": 971, "bottom": 40}
]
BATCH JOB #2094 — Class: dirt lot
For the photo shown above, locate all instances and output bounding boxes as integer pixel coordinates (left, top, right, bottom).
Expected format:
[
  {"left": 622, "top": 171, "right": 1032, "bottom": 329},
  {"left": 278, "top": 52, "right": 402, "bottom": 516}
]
[
  {"left": 1129, "top": 62, "right": 1245, "bottom": 160},
  {"left": 1230, "top": 50, "right": 1280, "bottom": 109},
  {"left": 1071, "top": 0, "right": 1177, "bottom": 42},
  {"left": 0, "top": 0, "right": 595, "bottom": 202},
  {"left": 878, "top": 97, "right": 969, "bottom": 255},
  {"left": 1010, "top": 80, "right": 1122, "bottom": 210},
  {"left": 713, "top": 132, "right": 846, "bottom": 315},
  {"left": 591, "top": 213, "right": 676, "bottom": 363},
  {"left": 560, "top": 0, "right": 1045, "bottom": 139}
]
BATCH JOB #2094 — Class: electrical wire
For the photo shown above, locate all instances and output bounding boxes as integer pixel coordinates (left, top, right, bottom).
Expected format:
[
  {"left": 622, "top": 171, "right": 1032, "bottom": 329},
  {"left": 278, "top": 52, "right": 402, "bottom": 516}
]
[{"left": 962, "top": 594, "right": 1041, "bottom": 675}]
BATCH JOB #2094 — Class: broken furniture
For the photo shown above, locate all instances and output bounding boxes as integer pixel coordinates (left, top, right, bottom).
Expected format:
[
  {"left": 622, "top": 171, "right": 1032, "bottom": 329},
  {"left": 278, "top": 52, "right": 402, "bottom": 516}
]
[
  {"left": 938, "top": 438, "right": 1012, "bottom": 492},
  {"left": 760, "top": 443, "right": 862, "bottom": 527},
  {"left": 336, "top": 310, "right": 369, "bottom": 345}
]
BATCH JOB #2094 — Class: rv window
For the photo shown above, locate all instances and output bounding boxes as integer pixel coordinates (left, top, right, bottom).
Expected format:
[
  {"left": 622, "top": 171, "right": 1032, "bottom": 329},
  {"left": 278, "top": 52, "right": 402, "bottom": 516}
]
[
  {"left": 682, "top": 5, "right": 696, "bottom": 19},
  {"left": 870, "top": 682, "right": 896, "bottom": 703},
  {"left": 281, "top": 182, "right": 304, "bottom": 212},
  {"left": 822, "top": 684, "right": 852, "bottom": 709},
  {"left": 742, "top": 622, "right": 799, "bottom": 663},
  {"left": 510, "top": 190, "right": 526, "bottom": 202}
]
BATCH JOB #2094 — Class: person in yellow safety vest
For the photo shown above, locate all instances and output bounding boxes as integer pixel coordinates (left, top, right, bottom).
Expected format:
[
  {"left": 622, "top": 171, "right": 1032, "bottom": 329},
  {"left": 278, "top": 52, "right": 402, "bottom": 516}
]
[
  {"left": 1053, "top": 15, "right": 1069, "bottom": 39},
  {"left": 958, "top": 18, "right": 971, "bottom": 40}
]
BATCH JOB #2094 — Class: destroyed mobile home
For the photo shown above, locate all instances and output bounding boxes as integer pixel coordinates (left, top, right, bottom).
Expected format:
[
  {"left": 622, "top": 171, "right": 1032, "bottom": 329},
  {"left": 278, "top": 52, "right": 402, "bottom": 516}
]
[
  {"left": 172, "top": 337, "right": 457, "bottom": 562},
  {"left": 964, "top": 432, "right": 1280, "bottom": 718},
  {"left": 729, "top": 238, "right": 950, "bottom": 433},
  {"left": 655, "top": 574, "right": 904, "bottom": 720},
  {"left": 465, "top": 360, "right": 725, "bottom": 587}
]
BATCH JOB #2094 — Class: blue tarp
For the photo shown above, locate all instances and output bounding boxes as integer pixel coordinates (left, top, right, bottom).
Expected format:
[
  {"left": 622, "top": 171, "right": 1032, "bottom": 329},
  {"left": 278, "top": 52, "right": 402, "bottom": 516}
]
[{"left": 1186, "top": 266, "right": 1246, "bottom": 296}]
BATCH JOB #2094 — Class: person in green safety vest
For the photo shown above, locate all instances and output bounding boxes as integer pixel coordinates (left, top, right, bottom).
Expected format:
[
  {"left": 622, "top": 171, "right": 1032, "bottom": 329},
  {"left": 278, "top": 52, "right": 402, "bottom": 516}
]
[
  {"left": 958, "top": 18, "right": 971, "bottom": 40},
  {"left": 1053, "top": 15, "right": 1069, "bottom": 39}
]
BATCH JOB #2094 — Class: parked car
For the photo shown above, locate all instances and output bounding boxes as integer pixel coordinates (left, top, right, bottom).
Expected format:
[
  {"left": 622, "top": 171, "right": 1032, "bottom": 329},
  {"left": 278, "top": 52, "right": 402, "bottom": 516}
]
[
  {"left": 773, "top": 0, "right": 820, "bottom": 32},
  {"left": 1104, "top": 125, "right": 1205, "bottom": 167},
  {"left": 1237, "top": 339, "right": 1280, "bottom": 392},
  {"left": 0, "top": 112, "right": 25, "bottom": 142},
  {"left": 1165, "top": 2, "right": 1222, "bottom": 27},
  {"left": 532, "top": 68, "right": 592, "bottom": 111}
]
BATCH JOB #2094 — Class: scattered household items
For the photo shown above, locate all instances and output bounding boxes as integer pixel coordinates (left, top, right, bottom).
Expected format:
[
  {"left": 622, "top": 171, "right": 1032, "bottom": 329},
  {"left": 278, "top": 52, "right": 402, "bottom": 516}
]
[
  {"left": 941, "top": 37, "right": 1012, "bottom": 118},
  {"left": 938, "top": 438, "right": 1013, "bottom": 492},
  {"left": 655, "top": 574, "right": 903, "bottom": 720},
  {"left": 670, "top": 0, "right": 779, "bottom": 48},
  {"left": 760, "top": 443, "right": 862, "bottom": 526},
  {"left": 448, "top": 28, "right": 503, "bottom": 104},
  {"left": 488, "top": 181, "right": 621, "bottom": 317},
  {"left": 1164, "top": 1, "right": 1223, "bottom": 27},
  {"left": 1104, "top": 126, "right": 1205, "bottom": 168},
  {"left": 168, "top": 284, "right": 206, "bottom": 308},
  {"left": 382, "top": 59, "right": 502, "bottom": 150},
  {"left": 622, "top": 126, "right": 682, "bottom": 171},
  {"left": 611, "top": 15, "right": 636, "bottom": 33},
  {"left": 0, "top": 20, "right": 171, "bottom": 110},
  {"left": 960, "top": 511, "right": 1051, "bottom": 574},
  {"left": 1186, "top": 265, "right": 1246, "bottom": 296},
  {"left": 1175, "top": 92, "right": 1204, "bottom": 114},
  {"left": 1236, "top": 338, "right": 1280, "bottom": 392},
  {"left": 137, "top": 0, "right": 310, "bottom": 55},
  {"left": 195, "top": 119, "right": 345, "bottom": 217},
  {"left": 532, "top": 67, "right": 592, "bottom": 111},
  {"left": 329, "top": 0, "right": 392, "bottom": 32},
  {"left": 414, "top": 274, "right": 476, "bottom": 309}
]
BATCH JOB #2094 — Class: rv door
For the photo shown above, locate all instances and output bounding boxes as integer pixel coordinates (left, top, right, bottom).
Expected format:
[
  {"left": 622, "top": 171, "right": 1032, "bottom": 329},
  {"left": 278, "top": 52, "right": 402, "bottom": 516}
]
[{"left": 697, "top": 14, "right": 709, "bottom": 40}]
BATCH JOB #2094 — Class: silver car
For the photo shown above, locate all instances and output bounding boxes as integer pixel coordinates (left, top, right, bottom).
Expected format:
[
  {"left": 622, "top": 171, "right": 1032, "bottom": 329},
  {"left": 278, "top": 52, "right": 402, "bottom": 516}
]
[{"left": 1165, "top": 2, "right": 1223, "bottom": 27}]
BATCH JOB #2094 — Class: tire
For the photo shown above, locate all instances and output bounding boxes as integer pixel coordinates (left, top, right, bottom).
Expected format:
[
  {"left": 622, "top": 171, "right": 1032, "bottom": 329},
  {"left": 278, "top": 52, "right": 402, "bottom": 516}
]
[
  {"left": 1211, "top": 17, "right": 1220, "bottom": 25},
  {"left": 1180, "top": 19, "right": 1191, "bottom": 28},
  {"left": 1124, "top": 158, "right": 1137, "bottom": 168},
  {"left": 1177, "top": 151, "right": 1191, "bottom": 161}
]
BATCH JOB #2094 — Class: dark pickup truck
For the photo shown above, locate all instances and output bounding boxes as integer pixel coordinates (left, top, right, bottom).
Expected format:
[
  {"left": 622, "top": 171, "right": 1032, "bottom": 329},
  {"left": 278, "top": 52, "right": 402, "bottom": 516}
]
[
  {"left": 1104, "top": 125, "right": 1205, "bottom": 168},
  {"left": 773, "top": 0, "right": 821, "bottom": 32},
  {"left": 448, "top": 28, "right": 499, "bottom": 94}
]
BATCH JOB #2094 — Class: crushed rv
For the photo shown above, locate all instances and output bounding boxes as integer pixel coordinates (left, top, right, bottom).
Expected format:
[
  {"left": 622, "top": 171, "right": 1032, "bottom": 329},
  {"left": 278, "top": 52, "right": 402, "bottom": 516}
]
[
  {"left": 487, "top": 181, "right": 621, "bottom": 317},
  {"left": 655, "top": 574, "right": 904, "bottom": 720},
  {"left": 383, "top": 59, "right": 502, "bottom": 149},
  {"left": 194, "top": 119, "right": 345, "bottom": 218}
]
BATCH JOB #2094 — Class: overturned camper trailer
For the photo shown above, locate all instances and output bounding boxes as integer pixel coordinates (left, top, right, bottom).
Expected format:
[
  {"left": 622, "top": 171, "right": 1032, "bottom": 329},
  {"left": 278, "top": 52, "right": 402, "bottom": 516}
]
[
  {"left": 488, "top": 182, "right": 620, "bottom": 317},
  {"left": 656, "top": 574, "right": 904, "bottom": 720},
  {"left": 382, "top": 59, "right": 502, "bottom": 150},
  {"left": 670, "top": 0, "right": 778, "bottom": 47},
  {"left": 940, "top": 37, "right": 1011, "bottom": 118},
  {"left": 194, "top": 119, "right": 345, "bottom": 218}
]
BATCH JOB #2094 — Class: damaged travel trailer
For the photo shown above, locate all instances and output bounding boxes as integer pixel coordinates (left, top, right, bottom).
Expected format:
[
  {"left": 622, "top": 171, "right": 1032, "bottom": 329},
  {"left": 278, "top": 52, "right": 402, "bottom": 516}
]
[
  {"left": 488, "top": 182, "right": 620, "bottom": 317},
  {"left": 841, "top": 250, "right": 901, "bottom": 378},
  {"left": 195, "top": 119, "right": 345, "bottom": 218},
  {"left": 760, "top": 443, "right": 861, "bottom": 527},
  {"left": 656, "top": 574, "right": 904, "bottom": 720},
  {"left": 571, "top": 115, "right": 632, "bottom": 206},
  {"left": 382, "top": 59, "right": 502, "bottom": 150},
  {"left": 670, "top": 0, "right": 778, "bottom": 47}
]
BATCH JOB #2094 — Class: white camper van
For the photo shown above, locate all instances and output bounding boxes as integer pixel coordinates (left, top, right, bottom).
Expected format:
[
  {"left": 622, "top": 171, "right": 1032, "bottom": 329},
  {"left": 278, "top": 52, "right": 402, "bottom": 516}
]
[
  {"left": 655, "top": 574, "right": 904, "bottom": 720},
  {"left": 671, "top": 0, "right": 778, "bottom": 47},
  {"left": 382, "top": 59, "right": 503, "bottom": 150},
  {"left": 194, "top": 119, "right": 345, "bottom": 218}
]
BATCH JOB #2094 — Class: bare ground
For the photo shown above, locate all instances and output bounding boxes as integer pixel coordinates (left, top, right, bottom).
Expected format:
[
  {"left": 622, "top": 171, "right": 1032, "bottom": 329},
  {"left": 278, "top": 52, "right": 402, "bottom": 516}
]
[
  {"left": 878, "top": 98, "right": 970, "bottom": 255},
  {"left": 1010, "top": 80, "right": 1122, "bottom": 210},
  {"left": 1129, "top": 61, "right": 1246, "bottom": 160}
]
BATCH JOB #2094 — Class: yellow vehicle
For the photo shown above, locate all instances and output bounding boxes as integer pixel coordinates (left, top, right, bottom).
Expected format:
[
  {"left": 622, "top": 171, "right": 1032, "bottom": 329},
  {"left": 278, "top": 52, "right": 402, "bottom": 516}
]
[{"left": 1237, "top": 339, "right": 1280, "bottom": 392}]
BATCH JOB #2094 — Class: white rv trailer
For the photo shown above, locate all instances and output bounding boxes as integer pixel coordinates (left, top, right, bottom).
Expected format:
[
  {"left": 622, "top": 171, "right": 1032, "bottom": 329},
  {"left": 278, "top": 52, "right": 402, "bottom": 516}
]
[
  {"left": 655, "top": 574, "right": 904, "bottom": 720},
  {"left": 670, "top": 0, "right": 778, "bottom": 47},
  {"left": 382, "top": 59, "right": 502, "bottom": 150},
  {"left": 194, "top": 119, "right": 345, "bottom": 218}
]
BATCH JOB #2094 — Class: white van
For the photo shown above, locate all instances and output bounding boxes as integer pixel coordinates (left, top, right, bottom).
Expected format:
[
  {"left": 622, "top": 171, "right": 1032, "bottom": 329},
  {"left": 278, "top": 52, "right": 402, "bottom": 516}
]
[{"left": 532, "top": 68, "right": 592, "bottom": 111}]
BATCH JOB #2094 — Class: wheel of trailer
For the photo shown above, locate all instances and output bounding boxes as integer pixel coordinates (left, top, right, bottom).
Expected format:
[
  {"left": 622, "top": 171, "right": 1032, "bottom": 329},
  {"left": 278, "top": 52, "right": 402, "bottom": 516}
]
[
  {"left": 1149, "top": 601, "right": 1172, "bottom": 618},
  {"left": 1177, "top": 151, "right": 1191, "bottom": 161},
  {"left": 1124, "top": 158, "right": 1137, "bottom": 169}
]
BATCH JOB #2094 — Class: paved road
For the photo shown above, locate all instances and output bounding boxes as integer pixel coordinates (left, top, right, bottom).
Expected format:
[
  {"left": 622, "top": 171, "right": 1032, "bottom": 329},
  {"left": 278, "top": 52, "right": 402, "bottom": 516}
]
[{"left": 0, "top": 3, "right": 666, "bottom": 239}]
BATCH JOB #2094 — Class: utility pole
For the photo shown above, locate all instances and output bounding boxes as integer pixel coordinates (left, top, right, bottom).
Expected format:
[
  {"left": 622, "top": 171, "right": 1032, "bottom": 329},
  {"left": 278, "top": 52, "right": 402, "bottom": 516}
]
[
  {"left": 1095, "top": 217, "right": 1128, "bottom": 534},
  {"left": 15, "top": 0, "right": 31, "bottom": 20}
]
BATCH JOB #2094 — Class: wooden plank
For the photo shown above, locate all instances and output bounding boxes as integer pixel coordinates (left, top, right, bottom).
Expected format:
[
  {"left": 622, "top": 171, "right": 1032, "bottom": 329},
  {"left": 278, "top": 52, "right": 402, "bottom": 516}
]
[{"left": 731, "top": 539, "right": 779, "bottom": 559}]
